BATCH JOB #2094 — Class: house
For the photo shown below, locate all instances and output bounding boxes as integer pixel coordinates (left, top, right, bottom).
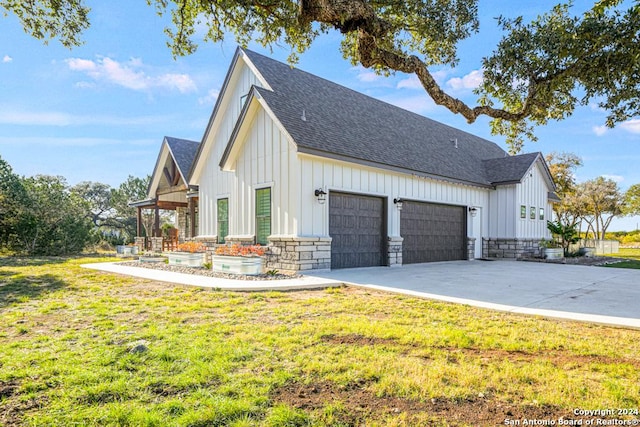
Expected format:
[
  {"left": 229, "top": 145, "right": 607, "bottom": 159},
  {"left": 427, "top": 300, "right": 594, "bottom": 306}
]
[
  {"left": 131, "top": 136, "right": 200, "bottom": 249},
  {"left": 143, "top": 47, "right": 557, "bottom": 270}
]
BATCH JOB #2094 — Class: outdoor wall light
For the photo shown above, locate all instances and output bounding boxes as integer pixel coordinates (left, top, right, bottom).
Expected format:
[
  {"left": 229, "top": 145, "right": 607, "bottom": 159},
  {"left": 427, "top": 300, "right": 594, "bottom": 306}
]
[
  {"left": 393, "top": 198, "right": 403, "bottom": 210},
  {"left": 314, "top": 188, "right": 327, "bottom": 204},
  {"left": 468, "top": 206, "right": 478, "bottom": 217}
]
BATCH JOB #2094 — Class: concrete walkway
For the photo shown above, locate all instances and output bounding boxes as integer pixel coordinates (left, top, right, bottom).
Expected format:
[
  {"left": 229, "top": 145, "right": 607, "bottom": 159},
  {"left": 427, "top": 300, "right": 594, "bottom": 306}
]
[
  {"left": 83, "top": 260, "right": 640, "bottom": 329},
  {"left": 308, "top": 260, "right": 640, "bottom": 329},
  {"left": 82, "top": 262, "right": 342, "bottom": 291}
]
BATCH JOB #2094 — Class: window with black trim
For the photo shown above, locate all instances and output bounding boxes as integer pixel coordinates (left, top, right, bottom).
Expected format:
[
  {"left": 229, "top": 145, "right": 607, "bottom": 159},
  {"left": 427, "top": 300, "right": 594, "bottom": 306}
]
[
  {"left": 520, "top": 205, "right": 526, "bottom": 219},
  {"left": 217, "top": 198, "right": 228, "bottom": 244},
  {"left": 255, "top": 188, "right": 271, "bottom": 245}
]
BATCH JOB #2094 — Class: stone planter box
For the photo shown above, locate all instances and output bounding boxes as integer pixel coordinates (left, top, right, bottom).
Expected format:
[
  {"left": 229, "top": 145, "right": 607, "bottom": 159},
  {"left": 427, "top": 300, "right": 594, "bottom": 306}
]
[
  {"left": 544, "top": 248, "right": 564, "bottom": 260},
  {"left": 212, "top": 255, "right": 263, "bottom": 275},
  {"left": 167, "top": 252, "right": 205, "bottom": 267}
]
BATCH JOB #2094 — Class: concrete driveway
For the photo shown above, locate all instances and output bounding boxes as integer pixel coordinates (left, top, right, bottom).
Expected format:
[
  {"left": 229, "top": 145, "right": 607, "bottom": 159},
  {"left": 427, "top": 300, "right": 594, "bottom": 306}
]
[{"left": 308, "top": 260, "right": 640, "bottom": 328}]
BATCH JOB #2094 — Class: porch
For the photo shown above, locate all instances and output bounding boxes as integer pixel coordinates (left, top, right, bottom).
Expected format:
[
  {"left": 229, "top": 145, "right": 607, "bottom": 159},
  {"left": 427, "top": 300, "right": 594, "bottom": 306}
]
[{"left": 129, "top": 192, "right": 199, "bottom": 252}]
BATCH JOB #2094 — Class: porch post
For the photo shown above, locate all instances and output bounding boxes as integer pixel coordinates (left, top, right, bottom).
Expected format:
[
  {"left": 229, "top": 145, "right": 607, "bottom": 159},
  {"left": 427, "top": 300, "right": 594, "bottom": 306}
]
[
  {"left": 189, "top": 198, "right": 196, "bottom": 238},
  {"left": 137, "top": 207, "right": 142, "bottom": 237},
  {"left": 154, "top": 204, "right": 160, "bottom": 237}
]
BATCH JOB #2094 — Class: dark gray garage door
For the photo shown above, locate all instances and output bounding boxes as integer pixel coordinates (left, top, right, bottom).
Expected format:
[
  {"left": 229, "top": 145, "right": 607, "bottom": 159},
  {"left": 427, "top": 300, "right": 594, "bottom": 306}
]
[
  {"left": 329, "top": 192, "right": 386, "bottom": 269},
  {"left": 401, "top": 201, "right": 466, "bottom": 264}
]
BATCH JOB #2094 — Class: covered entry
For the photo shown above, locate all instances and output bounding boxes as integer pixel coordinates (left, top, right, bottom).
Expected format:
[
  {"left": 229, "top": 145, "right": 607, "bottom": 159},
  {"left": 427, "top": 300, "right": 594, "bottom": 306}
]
[
  {"left": 401, "top": 201, "right": 466, "bottom": 263},
  {"left": 329, "top": 192, "right": 386, "bottom": 269}
]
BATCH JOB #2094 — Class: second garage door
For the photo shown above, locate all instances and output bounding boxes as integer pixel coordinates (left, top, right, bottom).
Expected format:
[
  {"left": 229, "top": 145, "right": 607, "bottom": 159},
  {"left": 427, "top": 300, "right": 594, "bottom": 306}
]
[
  {"left": 329, "top": 192, "right": 386, "bottom": 269},
  {"left": 401, "top": 201, "right": 466, "bottom": 264}
]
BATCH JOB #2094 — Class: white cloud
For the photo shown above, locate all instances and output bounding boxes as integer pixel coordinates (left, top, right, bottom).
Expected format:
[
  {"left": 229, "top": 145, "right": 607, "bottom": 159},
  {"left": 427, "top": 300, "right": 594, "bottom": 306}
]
[
  {"left": 602, "top": 174, "right": 624, "bottom": 183},
  {"left": 592, "top": 125, "right": 608, "bottom": 136},
  {"left": 198, "top": 88, "right": 220, "bottom": 106},
  {"left": 0, "top": 136, "right": 152, "bottom": 147},
  {"left": 379, "top": 94, "right": 436, "bottom": 115},
  {"left": 65, "top": 56, "right": 197, "bottom": 93},
  {"left": 396, "top": 69, "right": 451, "bottom": 90},
  {"left": 621, "top": 119, "right": 640, "bottom": 134},
  {"left": 0, "top": 106, "right": 174, "bottom": 127},
  {"left": 2, "top": 55, "right": 12, "bottom": 63},
  {"left": 446, "top": 69, "right": 483, "bottom": 91},
  {"left": 397, "top": 75, "right": 422, "bottom": 90},
  {"left": 351, "top": 65, "right": 382, "bottom": 83}
]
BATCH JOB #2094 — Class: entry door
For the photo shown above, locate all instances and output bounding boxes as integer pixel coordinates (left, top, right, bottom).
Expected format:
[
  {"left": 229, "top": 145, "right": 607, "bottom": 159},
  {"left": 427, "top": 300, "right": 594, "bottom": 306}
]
[{"left": 329, "top": 192, "right": 386, "bottom": 269}]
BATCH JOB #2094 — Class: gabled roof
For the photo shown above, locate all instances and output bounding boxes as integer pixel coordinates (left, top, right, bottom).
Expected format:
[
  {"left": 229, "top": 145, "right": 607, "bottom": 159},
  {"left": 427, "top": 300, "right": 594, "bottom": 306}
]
[
  {"left": 146, "top": 136, "right": 200, "bottom": 199},
  {"left": 165, "top": 136, "right": 200, "bottom": 181},
  {"left": 483, "top": 152, "right": 543, "bottom": 185},
  {"left": 219, "top": 48, "right": 555, "bottom": 189}
]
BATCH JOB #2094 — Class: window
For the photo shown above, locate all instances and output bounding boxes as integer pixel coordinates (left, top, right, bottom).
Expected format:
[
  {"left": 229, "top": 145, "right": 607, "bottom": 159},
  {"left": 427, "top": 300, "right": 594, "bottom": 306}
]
[
  {"left": 255, "top": 188, "right": 271, "bottom": 245},
  {"left": 217, "top": 198, "right": 228, "bottom": 244},
  {"left": 539, "top": 208, "right": 545, "bottom": 221},
  {"left": 530, "top": 206, "right": 536, "bottom": 220},
  {"left": 520, "top": 205, "right": 527, "bottom": 219}
]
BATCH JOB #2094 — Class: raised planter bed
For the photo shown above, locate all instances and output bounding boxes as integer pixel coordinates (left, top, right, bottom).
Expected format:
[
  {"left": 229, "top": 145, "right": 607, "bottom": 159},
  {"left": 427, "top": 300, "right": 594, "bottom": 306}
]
[
  {"left": 543, "top": 248, "right": 564, "bottom": 260},
  {"left": 212, "top": 255, "right": 263, "bottom": 276},
  {"left": 116, "top": 245, "right": 138, "bottom": 257},
  {"left": 167, "top": 252, "right": 205, "bottom": 267}
]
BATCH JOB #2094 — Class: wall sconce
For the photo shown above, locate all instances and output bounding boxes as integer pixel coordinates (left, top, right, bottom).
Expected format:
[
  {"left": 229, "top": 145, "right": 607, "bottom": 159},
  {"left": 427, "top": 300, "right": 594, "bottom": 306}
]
[
  {"left": 468, "top": 206, "right": 478, "bottom": 217},
  {"left": 393, "top": 198, "right": 403, "bottom": 210},
  {"left": 314, "top": 188, "right": 327, "bottom": 204}
]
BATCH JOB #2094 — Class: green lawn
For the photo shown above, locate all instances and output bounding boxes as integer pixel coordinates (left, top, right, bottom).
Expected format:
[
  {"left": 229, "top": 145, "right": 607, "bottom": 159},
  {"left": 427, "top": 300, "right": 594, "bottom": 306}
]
[
  {"left": 603, "top": 248, "right": 640, "bottom": 269},
  {"left": 1, "top": 257, "right": 640, "bottom": 426}
]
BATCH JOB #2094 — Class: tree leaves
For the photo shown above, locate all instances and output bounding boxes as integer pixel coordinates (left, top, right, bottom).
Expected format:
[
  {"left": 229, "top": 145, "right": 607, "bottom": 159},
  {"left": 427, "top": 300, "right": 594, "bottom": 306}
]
[{"left": 4, "top": 0, "right": 640, "bottom": 152}]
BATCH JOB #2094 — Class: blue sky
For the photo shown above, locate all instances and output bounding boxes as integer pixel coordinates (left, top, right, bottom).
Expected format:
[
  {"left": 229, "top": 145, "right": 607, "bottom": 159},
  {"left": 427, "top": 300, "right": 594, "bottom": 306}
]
[{"left": 1, "top": 1, "right": 639, "bottom": 231}]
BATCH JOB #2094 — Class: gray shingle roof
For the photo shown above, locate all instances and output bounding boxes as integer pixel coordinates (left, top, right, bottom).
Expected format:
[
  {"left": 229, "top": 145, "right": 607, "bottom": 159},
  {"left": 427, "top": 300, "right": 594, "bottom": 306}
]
[
  {"left": 482, "top": 152, "right": 541, "bottom": 184},
  {"left": 165, "top": 136, "right": 200, "bottom": 180},
  {"left": 242, "top": 49, "right": 543, "bottom": 187}
]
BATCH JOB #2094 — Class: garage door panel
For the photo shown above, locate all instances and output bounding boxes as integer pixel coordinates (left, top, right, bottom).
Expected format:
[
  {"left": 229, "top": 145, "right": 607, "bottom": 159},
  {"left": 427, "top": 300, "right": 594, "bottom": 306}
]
[
  {"left": 330, "top": 192, "right": 385, "bottom": 269},
  {"left": 401, "top": 201, "right": 466, "bottom": 264}
]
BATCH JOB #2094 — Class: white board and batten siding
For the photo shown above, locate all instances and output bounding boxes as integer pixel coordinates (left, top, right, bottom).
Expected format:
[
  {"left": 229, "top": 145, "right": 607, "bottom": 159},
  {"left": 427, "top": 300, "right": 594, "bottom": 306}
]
[
  {"left": 197, "top": 59, "right": 264, "bottom": 237},
  {"left": 298, "top": 154, "right": 490, "bottom": 244},
  {"left": 516, "top": 162, "right": 552, "bottom": 239},
  {"left": 488, "top": 161, "right": 552, "bottom": 239},
  {"left": 231, "top": 108, "right": 300, "bottom": 237}
]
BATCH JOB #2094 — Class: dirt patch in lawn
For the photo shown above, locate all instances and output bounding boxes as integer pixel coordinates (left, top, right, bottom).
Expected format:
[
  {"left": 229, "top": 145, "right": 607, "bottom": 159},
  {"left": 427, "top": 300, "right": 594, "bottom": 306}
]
[
  {"left": 0, "top": 379, "right": 49, "bottom": 427},
  {"left": 436, "top": 346, "right": 640, "bottom": 369},
  {"left": 271, "top": 379, "right": 579, "bottom": 426},
  {"left": 320, "top": 335, "right": 640, "bottom": 369},
  {"left": 320, "top": 333, "right": 399, "bottom": 346}
]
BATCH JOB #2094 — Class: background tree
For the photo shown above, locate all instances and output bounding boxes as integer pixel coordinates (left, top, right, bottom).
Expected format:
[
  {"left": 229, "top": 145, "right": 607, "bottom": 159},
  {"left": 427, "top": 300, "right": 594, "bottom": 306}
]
[
  {"left": 71, "top": 181, "right": 114, "bottom": 229},
  {"left": 576, "top": 177, "right": 626, "bottom": 240},
  {"left": 624, "top": 183, "right": 640, "bottom": 217},
  {"left": 0, "top": 156, "right": 28, "bottom": 249},
  {"left": 110, "top": 175, "right": 154, "bottom": 241},
  {"left": 13, "top": 175, "right": 92, "bottom": 255},
  {"left": 2, "top": 1, "right": 639, "bottom": 152},
  {"left": 545, "top": 152, "right": 583, "bottom": 228}
]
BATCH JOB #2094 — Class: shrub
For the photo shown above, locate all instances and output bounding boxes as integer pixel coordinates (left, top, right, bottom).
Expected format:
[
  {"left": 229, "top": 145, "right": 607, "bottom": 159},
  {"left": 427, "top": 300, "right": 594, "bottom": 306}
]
[
  {"left": 215, "top": 244, "right": 265, "bottom": 257},
  {"left": 176, "top": 241, "right": 206, "bottom": 253}
]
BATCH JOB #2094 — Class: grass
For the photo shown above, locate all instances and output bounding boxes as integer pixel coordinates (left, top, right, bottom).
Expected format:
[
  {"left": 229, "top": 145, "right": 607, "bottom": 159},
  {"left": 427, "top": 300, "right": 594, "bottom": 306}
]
[
  {"left": 1, "top": 256, "right": 640, "bottom": 426},
  {"left": 602, "top": 248, "right": 640, "bottom": 269}
]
